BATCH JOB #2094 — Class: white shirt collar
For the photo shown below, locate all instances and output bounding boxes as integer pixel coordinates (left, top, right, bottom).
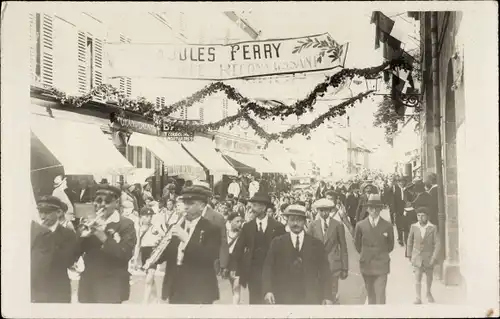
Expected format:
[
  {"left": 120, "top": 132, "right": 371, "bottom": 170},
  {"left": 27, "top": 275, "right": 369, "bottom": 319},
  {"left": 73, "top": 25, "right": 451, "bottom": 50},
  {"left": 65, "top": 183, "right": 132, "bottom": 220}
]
[
  {"left": 185, "top": 216, "right": 202, "bottom": 230},
  {"left": 256, "top": 214, "right": 269, "bottom": 230},
  {"left": 104, "top": 211, "right": 120, "bottom": 225},
  {"left": 48, "top": 221, "right": 59, "bottom": 232},
  {"left": 290, "top": 231, "right": 305, "bottom": 250},
  {"left": 369, "top": 215, "right": 380, "bottom": 226}
]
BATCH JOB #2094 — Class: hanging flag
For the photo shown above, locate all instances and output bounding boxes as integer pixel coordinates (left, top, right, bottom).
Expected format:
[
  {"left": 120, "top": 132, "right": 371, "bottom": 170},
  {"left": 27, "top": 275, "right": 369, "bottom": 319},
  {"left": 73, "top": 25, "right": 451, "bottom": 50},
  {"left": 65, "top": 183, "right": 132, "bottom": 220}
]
[{"left": 371, "top": 11, "right": 409, "bottom": 60}]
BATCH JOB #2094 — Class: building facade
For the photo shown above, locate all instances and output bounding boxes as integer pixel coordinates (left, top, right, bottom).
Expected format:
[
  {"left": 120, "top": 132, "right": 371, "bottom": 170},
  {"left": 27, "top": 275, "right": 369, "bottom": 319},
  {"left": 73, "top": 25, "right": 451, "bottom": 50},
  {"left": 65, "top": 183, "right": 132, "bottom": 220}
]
[{"left": 416, "top": 11, "right": 465, "bottom": 286}]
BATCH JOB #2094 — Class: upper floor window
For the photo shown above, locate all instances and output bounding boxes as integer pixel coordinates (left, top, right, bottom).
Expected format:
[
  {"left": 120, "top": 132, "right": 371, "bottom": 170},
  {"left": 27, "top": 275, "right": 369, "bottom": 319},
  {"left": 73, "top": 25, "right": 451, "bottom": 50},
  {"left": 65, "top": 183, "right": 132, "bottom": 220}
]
[{"left": 86, "top": 37, "right": 94, "bottom": 89}]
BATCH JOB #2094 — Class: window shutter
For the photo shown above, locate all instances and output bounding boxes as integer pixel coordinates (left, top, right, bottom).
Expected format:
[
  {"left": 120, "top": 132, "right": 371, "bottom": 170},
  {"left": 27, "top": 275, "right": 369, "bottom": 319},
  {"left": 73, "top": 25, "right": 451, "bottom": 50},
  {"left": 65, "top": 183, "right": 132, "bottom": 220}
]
[
  {"left": 223, "top": 98, "right": 228, "bottom": 118},
  {"left": 119, "top": 35, "right": 132, "bottom": 97},
  {"left": 92, "top": 37, "right": 104, "bottom": 102},
  {"left": 199, "top": 106, "right": 204, "bottom": 124},
  {"left": 40, "top": 14, "right": 54, "bottom": 88},
  {"left": 77, "top": 31, "right": 87, "bottom": 95}
]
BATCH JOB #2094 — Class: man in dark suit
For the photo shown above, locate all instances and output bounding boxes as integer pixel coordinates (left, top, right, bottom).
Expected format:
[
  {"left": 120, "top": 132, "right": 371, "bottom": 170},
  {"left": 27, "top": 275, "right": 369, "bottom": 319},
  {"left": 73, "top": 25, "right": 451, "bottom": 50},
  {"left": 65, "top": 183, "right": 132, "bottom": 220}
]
[
  {"left": 233, "top": 192, "right": 286, "bottom": 304},
  {"left": 189, "top": 182, "right": 230, "bottom": 277},
  {"left": 263, "top": 204, "right": 333, "bottom": 305},
  {"left": 307, "top": 199, "right": 348, "bottom": 304},
  {"left": 75, "top": 178, "right": 94, "bottom": 203},
  {"left": 388, "top": 177, "right": 407, "bottom": 246},
  {"left": 345, "top": 184, "right": 360, "bottom": 228},
  {"left": 158, "top": 186, "right": 221, "bottom": 304},
  {"left": 77, "top": 185, "right": 137, "bottom": 303},
  {"left": 355, "top": 183, "right": 377, "bottom": 224},
  {"left": 354, "top": 194, "right": 395, "bottom": 304},
  {"left": 424, "top": 172, "right": 439, "bottom": 229},
  {"left": 31, "top": 196, "right": 79, "bottom": 303}
]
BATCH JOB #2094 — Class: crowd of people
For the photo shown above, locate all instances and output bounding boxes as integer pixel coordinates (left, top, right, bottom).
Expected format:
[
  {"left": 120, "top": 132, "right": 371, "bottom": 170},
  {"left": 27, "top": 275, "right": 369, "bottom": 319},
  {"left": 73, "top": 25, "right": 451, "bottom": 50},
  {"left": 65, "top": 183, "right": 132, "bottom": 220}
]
[{"left": 31, "top": 170, "right": 441, "bottom": 305}]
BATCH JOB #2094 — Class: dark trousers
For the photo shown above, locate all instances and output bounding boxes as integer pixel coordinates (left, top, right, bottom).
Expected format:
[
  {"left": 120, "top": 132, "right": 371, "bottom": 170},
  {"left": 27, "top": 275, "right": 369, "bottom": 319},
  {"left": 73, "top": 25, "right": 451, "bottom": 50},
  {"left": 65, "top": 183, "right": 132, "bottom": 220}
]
[
  {"left": 362, "top": 274, "right": 388, "bottom": 304},
  {"left": 248, "top": 268, "right": 265, "bottom": 304},
  {"left": 395, "top": 213, "right": 407, "bottom": 243}
]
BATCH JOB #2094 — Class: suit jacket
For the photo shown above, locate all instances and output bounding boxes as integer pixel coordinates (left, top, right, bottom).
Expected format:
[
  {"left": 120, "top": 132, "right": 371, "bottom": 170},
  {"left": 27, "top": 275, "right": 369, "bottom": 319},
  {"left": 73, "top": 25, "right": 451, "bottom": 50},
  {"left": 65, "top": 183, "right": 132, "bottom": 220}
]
[
  {"left": 159, "top": 217, "right": 220, "bottom": 304},
  {"left": 388, "top": 185, "right": 405, "bottom": 215},
  {"left": 203, "top": 205, "right": 230, "bottom": 270},
  {"left": 354, "top": 217, "right": 394, "bottom": 276},
  {"left": 234, "top": 216, "right": 286, "bottom": 287},
  {"left": 307, "top": 218, "right": 348, "bottom": 273},
  {"left": 262, "top": 233, "right": 332, "bottom": 304},
  {"left": 345, "top": 193, "right": 359, "bottom": 217},
  {"left": 31, "top": 222, "right": 79, "bottom": 303},
  {"left": 78, "top": 215, "right": 137, "bottom": 303},
  {"left": 406, "top": 223, "right": 440, "bottom": 268},
  {"left": 75, "top": 187, "right": 93, "bottom": 203},
  {"left": 355, "top": 194, "right": 369, "bottom": 222}
]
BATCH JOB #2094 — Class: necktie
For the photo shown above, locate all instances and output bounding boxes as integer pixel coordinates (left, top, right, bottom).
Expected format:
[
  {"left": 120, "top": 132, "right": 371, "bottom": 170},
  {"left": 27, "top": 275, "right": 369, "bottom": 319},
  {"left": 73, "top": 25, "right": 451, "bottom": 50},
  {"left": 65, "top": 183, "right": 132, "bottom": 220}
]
[
  {"left": 323, "top": 221, "right": 328, "bottom": 235},
  {"left": 258, "top": 222, "right": 262, "bottom": 232},
  {"left": 295, "top": 235, "right": 300, "bottom": 252}
]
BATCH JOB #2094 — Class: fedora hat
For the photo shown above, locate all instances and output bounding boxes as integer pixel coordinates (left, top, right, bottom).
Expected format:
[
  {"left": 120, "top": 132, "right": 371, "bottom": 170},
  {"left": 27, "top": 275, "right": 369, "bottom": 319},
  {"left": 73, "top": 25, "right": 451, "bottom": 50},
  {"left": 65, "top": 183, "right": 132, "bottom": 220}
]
[
  {"left": 364, "top": 194, "right": 384, "bottom": 207},
  {"left": 283, "top": 204, "right": 307, "bottom": 218},
  {"left": 53, "top": 175, "right": 66, "bottom": 188},
  {"left": 248, "top": 192, "right": 272, "bottom": 206}
]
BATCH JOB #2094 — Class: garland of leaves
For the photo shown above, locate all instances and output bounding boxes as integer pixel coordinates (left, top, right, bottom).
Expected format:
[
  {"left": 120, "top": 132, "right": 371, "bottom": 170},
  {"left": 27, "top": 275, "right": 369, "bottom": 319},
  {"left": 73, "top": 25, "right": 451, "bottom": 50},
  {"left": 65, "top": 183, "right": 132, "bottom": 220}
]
[{"left": 48, "top": 56, "right": 411, "bottom": 122}]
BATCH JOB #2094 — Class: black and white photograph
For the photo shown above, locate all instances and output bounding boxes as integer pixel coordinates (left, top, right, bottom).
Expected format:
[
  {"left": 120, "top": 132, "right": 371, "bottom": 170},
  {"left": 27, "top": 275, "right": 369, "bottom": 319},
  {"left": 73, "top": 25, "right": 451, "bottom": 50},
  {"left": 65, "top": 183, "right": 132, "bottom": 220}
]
[{"left": 1, "top": 1, "right": 498, "bottom": 318}]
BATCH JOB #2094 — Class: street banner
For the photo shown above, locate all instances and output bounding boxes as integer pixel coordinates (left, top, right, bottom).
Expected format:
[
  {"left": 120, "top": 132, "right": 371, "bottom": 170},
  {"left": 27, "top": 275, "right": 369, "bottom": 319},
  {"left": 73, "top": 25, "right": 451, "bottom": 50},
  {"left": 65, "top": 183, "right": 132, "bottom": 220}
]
[{"left": 105, "top": 33, "right": 348, "bottom": 80}]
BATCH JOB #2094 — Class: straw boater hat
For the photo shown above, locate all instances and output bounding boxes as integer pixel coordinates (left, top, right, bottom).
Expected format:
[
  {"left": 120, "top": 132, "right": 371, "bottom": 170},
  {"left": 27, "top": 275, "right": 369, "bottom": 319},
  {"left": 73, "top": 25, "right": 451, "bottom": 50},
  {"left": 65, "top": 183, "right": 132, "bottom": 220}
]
[
  {"left": 364, "top": 194, "right": 384, "bottom": 208},
  {"left": 312, "top": 198, "right": 335, "bottom": 210},
  {"left": 283, "top": 204, "right": 307, "bottom": 218}
]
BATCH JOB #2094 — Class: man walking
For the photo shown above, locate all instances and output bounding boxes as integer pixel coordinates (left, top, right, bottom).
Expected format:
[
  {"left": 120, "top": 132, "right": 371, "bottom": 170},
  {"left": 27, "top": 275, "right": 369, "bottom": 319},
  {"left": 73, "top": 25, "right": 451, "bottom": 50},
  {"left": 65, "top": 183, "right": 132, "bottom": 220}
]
[
  {"left": 307, "top": 198, "right": 348, "bottom": 304},
  {"left": 233, "top": 192, "right": 286, "bottom": 304},
  {"left": 263, "top": 204, "right": 333, "bottom": 305},
  {"left": 354, "top": 194, "right": 394, "bottom": 304}
]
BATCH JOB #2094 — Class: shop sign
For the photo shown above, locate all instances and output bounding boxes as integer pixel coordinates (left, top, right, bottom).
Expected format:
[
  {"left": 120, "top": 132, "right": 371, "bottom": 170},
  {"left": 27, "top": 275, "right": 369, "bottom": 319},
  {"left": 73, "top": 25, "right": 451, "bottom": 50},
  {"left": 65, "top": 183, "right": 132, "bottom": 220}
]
[
  {"left": 116, "top": 116, "right": 196, "bottom": 141},
  {"left": 105, "top": 33, "right": 348, "bottom": 80}
]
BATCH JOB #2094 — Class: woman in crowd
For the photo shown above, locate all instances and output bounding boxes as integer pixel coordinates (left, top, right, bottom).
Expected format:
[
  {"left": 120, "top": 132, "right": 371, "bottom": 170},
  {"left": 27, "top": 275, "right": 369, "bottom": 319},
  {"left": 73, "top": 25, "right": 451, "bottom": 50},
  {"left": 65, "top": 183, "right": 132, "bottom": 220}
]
[{"left": 121, "top": 184, "right": 139, "bottom": 227}]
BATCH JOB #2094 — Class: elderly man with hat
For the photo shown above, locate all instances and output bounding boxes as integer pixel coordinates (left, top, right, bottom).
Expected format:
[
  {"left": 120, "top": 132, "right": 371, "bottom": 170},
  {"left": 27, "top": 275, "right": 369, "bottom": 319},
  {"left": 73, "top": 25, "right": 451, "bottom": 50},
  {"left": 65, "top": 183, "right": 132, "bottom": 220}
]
[
  {"left": 77, "top": 184, "right": 137, "bottom": 303},
  {"left": 354, "top": 194, "right": 395, "bottom": 304},
  {"left": 233, "top": 191, "right": 286, "bottom": 304},
  {"left": 156, "top": 182, "right": 222, "bottom": 304},
  {"left": 307, "top": 198, "right": 348, "bottom": 304},
  {"left": 31, "top": 195, "right": 80, "bottom": 303},
  {"left": 262, "top": 204, "right": 333, "bottom": 305}
]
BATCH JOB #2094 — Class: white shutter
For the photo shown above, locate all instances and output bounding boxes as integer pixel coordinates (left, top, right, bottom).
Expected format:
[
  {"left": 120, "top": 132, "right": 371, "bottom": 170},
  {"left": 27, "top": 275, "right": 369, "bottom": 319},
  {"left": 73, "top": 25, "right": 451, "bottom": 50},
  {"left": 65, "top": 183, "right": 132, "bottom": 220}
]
[
  {"left": 40, "top": 14, "right": 54, "bottom": 88},
  {"left": 92, "top": 37, "right": 104, "bottom": 102},
  {"left": 119, "top": 35, "right": 132, "bottom": 97},
  {"left": 199, "top": 106, "right": 205, "bottom": 124},
  {"left": 77, "top": 31, "right": 87, "bottom": 94}
]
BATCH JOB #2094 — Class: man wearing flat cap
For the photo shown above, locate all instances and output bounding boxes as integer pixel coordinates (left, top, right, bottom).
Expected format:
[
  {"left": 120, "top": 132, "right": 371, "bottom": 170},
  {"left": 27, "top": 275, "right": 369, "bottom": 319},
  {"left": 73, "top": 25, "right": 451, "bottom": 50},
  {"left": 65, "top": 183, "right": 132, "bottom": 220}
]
[
  {"left": 263, "top": 204, "right": 333, "bottom": 305},
  {"left": 31, "top": 196, "right": 79, "bottom": 303},
  {"left": 233, "top": 191, "right": 286, "bottom": 304},
  {"left": 157, "top": 182, "right": 222, "bottom": 304},
  {"left": 307, "top": 198, "right": 348, "bottom": 304},
  {"left": 77, "top": 184, "right": 137, "bottom": 303},
  {"left": 354, "top": 194, "right": 394, "bottom": 304}
]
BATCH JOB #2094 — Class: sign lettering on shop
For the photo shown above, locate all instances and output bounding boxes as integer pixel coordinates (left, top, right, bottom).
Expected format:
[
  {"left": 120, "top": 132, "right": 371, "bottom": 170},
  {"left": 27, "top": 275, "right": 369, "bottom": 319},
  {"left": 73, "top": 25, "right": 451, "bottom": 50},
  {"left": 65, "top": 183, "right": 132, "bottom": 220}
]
[
  {"left": 105, "top": 33, "right": 348, "bottom": 80},
  {"left": 116, "top": 116, "right": 195, "bottom": 141}
]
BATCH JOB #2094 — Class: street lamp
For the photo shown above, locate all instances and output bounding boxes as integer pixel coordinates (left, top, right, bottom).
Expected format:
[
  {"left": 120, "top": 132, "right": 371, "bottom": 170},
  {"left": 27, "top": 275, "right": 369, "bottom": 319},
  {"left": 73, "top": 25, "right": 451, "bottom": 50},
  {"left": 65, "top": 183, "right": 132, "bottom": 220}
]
[
  {"left": 365, "top": 75, "right": 381, "bottom": 92},
  {"left": 369, "top": 75, "right": 423, "bottom": 109}
]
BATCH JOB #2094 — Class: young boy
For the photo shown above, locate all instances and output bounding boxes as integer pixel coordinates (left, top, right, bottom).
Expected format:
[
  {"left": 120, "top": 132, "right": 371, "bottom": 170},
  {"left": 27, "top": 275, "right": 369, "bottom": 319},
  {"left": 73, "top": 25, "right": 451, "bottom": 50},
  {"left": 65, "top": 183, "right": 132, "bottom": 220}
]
[
  {"left": 226, "top": 212, "right": 244, "bottom": 304},
  {"left": 406, "top": 207, "right": 441, "bottom": 304}
]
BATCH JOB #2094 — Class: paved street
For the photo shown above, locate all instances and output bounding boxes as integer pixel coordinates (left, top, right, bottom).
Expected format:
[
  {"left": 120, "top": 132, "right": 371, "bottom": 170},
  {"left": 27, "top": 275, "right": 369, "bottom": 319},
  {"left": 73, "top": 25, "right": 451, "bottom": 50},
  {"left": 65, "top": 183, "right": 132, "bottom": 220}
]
[{"left": 70, "top": 209, "right": 465, "bottom": 305}]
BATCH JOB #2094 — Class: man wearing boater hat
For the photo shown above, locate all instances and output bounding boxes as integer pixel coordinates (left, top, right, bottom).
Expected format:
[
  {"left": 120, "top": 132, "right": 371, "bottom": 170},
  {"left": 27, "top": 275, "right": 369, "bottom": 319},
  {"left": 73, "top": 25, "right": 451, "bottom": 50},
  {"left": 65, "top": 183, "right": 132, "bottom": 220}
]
[
  {"left": 77, "top": 184, "right": 137, "bottom": 303},
  {"left": 307, "top": 198, "right": 348, "bottom": 304},
  {"left": 263, "top": 204, "right": 333, "bottom": 305},
  {"left": 233, "top": 191, "right": 286, "bottom": 304},
  {"left": 354, "top": 194, "right": 394, "bottom": 304},
  {"left": 157, "top": 183, "right": 221, "bottom": 304},
  {"left": 31, "top": 196, "right": 80, "bottom": 303}
]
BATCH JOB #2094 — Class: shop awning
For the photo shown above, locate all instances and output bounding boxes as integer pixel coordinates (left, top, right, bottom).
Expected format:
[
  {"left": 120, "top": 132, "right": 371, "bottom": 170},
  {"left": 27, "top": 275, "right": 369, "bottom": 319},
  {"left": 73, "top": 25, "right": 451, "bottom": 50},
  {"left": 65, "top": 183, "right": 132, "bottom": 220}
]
[
  {"left": 181, "top": 138, "right": 238, "bottom": 176},
  {"left": 222, "top": 151, "right": 277, "bottom": 174},
  {"left": 128, "top": 132, "right": 204, "bottom": 179},
  {"left": 126, "top": 168, "right": 155, "bottom": 185},
  {"left": 262, "top": 143, "right": 296, "bottom": 175},
  {"left": 31, "top": 115, "right": 134, "bottom": 175}
]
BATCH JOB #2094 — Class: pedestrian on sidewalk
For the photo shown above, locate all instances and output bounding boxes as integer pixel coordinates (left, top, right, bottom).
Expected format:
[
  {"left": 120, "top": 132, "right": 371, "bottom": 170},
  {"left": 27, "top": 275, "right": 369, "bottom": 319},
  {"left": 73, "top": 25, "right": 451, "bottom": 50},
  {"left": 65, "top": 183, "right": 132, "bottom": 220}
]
[
  {"left": 354, "top": 194, "right": 394, "bottom": 305},
  {"left": 226, "top": 212, "right": 244, "bottom": 304},
  {"left": 406, "top": 207, "right": 440, "bottom": 304}
]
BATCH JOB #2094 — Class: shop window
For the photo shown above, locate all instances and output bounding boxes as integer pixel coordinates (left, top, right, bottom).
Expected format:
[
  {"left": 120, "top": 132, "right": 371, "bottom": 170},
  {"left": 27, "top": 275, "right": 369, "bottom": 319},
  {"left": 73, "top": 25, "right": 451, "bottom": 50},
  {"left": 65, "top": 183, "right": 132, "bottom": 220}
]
[
  {"left": 127, "top": 145, "right": 135, "bottom": 164},
  {"left": 146, "top": 149, "right": 152, "bottom": 168},
  {"left": 137, "top": 147, "right": 143, "bottom": 168}
]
